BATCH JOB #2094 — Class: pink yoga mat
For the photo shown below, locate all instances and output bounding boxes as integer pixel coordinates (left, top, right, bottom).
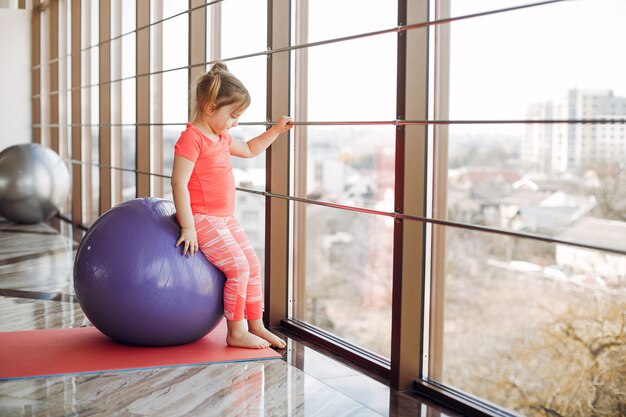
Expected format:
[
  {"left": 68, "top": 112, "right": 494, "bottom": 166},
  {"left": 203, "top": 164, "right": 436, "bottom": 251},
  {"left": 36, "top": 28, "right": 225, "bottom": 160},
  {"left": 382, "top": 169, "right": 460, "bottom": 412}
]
[{"left": 0, "top": 320, "right": 281, "bottom": 380}]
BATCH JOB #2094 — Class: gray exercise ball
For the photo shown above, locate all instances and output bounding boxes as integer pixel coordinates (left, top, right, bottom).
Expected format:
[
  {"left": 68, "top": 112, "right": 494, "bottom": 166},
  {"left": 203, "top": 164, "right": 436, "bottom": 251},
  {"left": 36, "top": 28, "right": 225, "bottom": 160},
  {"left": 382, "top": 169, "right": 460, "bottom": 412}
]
[{"left": 0, "top": 143, "right": 70, "bottom": 224}]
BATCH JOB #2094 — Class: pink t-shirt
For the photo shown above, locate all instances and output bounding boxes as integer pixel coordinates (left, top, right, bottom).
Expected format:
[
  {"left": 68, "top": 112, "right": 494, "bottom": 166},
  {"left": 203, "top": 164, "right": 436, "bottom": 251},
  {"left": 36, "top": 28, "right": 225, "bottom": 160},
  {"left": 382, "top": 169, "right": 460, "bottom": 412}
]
[{"left": 174, "top": 124, "right": 235, "bottom": 216}]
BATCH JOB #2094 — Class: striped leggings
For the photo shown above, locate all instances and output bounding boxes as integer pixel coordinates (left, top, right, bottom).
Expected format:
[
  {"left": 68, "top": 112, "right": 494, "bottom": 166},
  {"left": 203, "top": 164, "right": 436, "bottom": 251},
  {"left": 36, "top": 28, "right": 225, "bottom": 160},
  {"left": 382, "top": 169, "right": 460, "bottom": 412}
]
[{"left": 194, "top": 214, "right": 263, "bottom": 321}]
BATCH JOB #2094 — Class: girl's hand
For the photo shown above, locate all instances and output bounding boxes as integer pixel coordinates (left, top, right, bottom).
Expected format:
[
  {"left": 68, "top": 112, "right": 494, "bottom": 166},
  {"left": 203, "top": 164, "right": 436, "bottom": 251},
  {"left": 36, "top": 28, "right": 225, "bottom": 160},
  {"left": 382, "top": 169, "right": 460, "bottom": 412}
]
[
  {"left": 176, "top": 227, "right": 198, "bottom": 256},
  {"left": 274, "top": 116, "right": 294, "bottom": 134}
]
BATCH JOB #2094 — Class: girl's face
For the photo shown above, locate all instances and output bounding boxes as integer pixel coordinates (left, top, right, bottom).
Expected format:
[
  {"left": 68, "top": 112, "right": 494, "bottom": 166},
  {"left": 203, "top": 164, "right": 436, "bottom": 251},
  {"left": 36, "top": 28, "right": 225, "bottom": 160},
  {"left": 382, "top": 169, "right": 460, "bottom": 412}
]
[{"left": 206, "top": 102, "right": 246, "bottom": 135}]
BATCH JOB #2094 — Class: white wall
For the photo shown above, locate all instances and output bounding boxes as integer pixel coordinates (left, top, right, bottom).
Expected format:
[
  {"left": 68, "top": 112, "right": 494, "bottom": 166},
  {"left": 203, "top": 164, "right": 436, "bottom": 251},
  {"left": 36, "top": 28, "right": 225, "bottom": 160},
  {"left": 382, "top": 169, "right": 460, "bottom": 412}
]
[{"left": 0, "top": 8, "right": 31, "bottom": 151}]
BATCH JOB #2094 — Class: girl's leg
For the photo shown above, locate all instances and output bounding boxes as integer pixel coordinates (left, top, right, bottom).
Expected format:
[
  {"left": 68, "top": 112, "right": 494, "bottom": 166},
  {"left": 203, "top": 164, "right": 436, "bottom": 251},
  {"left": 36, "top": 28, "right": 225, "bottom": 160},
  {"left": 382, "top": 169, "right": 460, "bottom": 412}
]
[
  {"left": 223, "top": 218, "right": 262, "bottom": 319},
  {"left": 195, "top": 214, "right": 269, "bottom": 349},
  {"left": 226, "top": 217, "right": 286, "bottom": 349}
]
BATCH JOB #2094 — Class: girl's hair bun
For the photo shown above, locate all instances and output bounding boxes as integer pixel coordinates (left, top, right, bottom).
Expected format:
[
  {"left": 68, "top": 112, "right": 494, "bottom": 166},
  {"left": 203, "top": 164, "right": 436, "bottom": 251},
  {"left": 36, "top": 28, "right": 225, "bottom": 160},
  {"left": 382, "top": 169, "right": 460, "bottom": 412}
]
[{"left": 210, "top": 62, "right": 228, "bottom": 73}]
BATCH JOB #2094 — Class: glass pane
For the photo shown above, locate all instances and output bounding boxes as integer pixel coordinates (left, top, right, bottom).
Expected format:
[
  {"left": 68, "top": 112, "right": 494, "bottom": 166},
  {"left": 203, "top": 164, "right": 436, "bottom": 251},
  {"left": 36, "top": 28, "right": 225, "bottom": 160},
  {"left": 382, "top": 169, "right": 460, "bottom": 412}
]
[
  {"left": 304, "top": 0, "right": 397, "bottom": 44},
  {"left": 66, "top": 162, "right": 76, "bottom": 220},
  {"left": 80, "top": 79, "right": 98, "bottom": 225},
  {"left": 443, "top": 0, "right": 626, "bottom": 250},
  {"left": 227, "top": 56, "right": 268, "bottom": 192},
  {"left": 122, "top": 126, "right": 136, "bottom": 202},
  {"left": 90, "top": 46, "right": 99, "bottom": 90},
  {"left": 230, "top": 125, "right": 266, "bottom": 193},
  {"left": 160, "top": 123, "right": 186, "bottom": 197},
  {"left": 161, "top": 69, "right": 188, "bottom": 124},
  {"left": 291, "top": 0, "right": 398, "bottom": 361},
  {"left": 65, "top": 55, "right": 72, "bottom": 126},
  {"left": 157, "top": 0, "right": 187, "bottom": 22},
  {"left": 234, "top": 192, "right": 266, "bottom": 281},
  {"left": 221, "top": 0, "right": 267, "bottom": 58},
  {"left": 110, "top": 79, "right": 123, "bottom": 206},
  {"left": 161, "top": 176, "right": 173, "bottom": 200},
  {"left": 450, "top": 0, "right": 540, "bottom": 16},
  {"left": 293, "top": 203, "right": 393, "bottom": 359},
  {"left": 62, "top": 22, "right": 72, "bottom": 223},
  {"left": 79, "top": 47, "right": 99, "bottom": 91},
  {"left": 205, "top": 2, "right": 214, "bottom": 60},
  {"left": 446, "top": 121, "right": 626, "bottom": 253},
  {"left": 431, "top": 226, "right": 626, "bottom": 416},
  {"left": 121, "top": 33, "right": 136, "bottom": 79},
  {"left": 227, "top": 56, "right": 266, "bottom": 124},
  {"left": 89, "top": 127, "right": 99, "bottom": 224},
  {"left": 300, "top": 126, "right": 395, "bottom": 210},
  {"left": 121, "top": 0, "right": 135, "bottom": 35},
  {"left": 110, "top": 0, "right": 136, "bottom": 205},
  {"left": 306, "top": 34, "right": 396, "bottom": 121},
  {"left": 89, "top": 0, "right": 99, "bottom": 47},
  {"left": 121, "top": 78, "right": 136, "bottom": 124},
  {"left": 64, "top": 0, "right": 71, "bottom": 58},
  {"left": 156, "top": 14, "right": 188, "bottom": 71}
]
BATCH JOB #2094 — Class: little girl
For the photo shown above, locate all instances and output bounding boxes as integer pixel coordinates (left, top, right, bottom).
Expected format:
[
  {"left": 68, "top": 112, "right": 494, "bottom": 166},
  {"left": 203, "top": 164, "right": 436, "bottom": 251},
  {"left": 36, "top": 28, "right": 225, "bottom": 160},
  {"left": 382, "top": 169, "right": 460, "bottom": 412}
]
[{"left": 171, "top": 63, "right": 292, "bottom": 349}]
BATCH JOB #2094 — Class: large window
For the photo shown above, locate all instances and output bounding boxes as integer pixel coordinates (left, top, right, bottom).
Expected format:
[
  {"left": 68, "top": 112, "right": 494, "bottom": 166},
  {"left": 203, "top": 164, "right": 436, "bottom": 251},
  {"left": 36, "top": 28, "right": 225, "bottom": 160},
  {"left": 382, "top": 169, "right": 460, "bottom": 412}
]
[
  {"left": 151, "top": 2, "right": 188, "bottom": 200},
  {"left": 110, "top": 0, "right": 136, "bottom": 204},
  {"left": 289, "top": 0, "right": 398, "bottom": 359},
  {"left": 428, "top": 0, "right": 626, "bottom": 415}
]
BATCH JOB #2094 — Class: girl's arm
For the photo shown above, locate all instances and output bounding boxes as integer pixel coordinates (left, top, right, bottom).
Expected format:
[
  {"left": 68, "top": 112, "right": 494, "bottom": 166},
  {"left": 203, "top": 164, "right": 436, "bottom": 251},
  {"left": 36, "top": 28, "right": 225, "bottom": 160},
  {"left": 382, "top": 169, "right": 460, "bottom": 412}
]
[
  {"left": 171, "top": 155, "right": 198, "bottom": 256},
  {"left": 230, "top": 116, "right": 293, "bottom": 158}
]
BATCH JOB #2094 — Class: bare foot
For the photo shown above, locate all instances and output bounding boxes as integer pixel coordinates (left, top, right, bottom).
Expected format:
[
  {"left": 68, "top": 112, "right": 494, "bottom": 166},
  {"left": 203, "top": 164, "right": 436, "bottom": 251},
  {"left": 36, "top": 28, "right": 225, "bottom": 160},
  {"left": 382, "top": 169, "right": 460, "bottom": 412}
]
[
  {"left": 226, "top": 320, "right": 270, "bottom": 349},
  {"left": 248, "top": 319, "right": 286, "bottom": 349},
  {"left": 226, "top": 331, "right": 269, "bottom": 349}
]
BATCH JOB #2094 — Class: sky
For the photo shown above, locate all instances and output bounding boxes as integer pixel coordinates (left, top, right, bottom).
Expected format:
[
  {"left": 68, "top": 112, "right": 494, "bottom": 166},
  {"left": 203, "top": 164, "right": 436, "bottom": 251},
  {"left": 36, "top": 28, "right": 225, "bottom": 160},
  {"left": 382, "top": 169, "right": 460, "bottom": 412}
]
[{"left": 448, "top": 0, "right": 626, "bottom": 127}]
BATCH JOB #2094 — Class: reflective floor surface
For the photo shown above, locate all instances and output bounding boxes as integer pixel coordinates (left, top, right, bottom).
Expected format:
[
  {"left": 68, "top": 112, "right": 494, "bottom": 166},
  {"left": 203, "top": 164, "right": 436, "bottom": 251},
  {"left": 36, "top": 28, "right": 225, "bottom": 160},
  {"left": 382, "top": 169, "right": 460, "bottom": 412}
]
[{"left": 0, "top": 219, "right": 459, "bottom": 417}]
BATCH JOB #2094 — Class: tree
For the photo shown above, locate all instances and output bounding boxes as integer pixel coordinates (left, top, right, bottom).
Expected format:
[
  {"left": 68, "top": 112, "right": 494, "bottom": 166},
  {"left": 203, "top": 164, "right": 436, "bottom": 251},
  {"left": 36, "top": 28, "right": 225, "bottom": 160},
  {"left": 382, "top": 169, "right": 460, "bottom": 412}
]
[
  {"left": 585, "top": 164, "right": 626, "bottom": 222},
  {"left": 490, "top": 299, "right": 626, "bottom": 417}
]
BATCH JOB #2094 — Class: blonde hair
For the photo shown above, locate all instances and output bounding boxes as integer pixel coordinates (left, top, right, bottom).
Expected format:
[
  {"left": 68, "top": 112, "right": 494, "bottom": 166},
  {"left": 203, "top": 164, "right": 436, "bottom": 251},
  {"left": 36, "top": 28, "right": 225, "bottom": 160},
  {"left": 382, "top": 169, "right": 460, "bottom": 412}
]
[{"left": 193, "top": 62, "right": 250, "bottom": 119}]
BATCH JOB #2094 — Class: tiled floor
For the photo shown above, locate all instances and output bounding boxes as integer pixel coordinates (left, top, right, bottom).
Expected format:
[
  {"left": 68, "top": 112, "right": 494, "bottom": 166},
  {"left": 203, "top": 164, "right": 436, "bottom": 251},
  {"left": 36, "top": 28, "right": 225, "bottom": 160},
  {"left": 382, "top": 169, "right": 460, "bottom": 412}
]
[{"left": 0, "top": 219, "right": 459, "bottom": 417}]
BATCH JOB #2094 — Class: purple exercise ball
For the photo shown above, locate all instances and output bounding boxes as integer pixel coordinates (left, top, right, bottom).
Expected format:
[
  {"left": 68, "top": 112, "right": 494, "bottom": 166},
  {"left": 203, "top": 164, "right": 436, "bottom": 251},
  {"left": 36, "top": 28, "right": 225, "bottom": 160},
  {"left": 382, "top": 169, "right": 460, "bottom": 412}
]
[{"left": 74, "top": 198, "right": 225, "bottom": 346}]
